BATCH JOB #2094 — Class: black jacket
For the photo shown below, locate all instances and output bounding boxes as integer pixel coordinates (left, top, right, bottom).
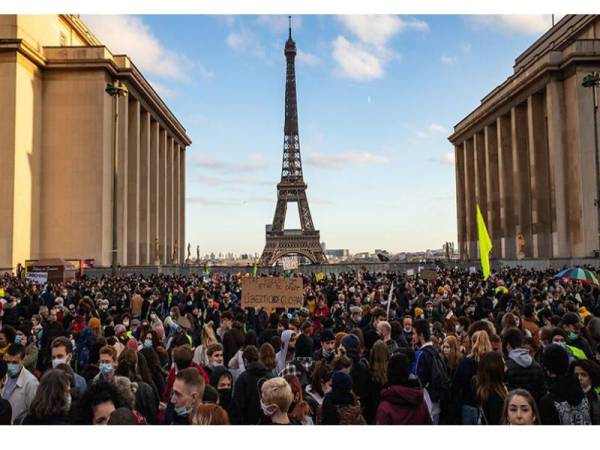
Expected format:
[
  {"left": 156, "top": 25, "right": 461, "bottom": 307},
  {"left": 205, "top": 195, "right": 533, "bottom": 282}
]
[
  {"left": 20, "top": 414, "right": 70, "bottom": 425},
  {"left": 230, "top": 362, "right": 271, "bottom": 425},
  {"left": 135, "top": 381, "right": 159, "bottom": 425},
  {"left": 505, "top": 348, "right": 546, "bottom": 404},
  {"left": 539, "top": 375, "right": 591, "bottom": 425}
]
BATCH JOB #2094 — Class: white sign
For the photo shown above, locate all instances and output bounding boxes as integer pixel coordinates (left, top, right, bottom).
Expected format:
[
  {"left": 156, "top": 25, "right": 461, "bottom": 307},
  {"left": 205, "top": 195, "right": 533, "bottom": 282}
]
[
  {"left": 28, "top": 272, "right": 48, "bottom": 284},
  {"left": 406, "top": 269, "right": 415, "bottom": 276},
  {"left": 469, "top": 266, "right": 477, "bottom": 274},
  {"left": 281, "top": 256, "right": 298, "bottom": 271}
]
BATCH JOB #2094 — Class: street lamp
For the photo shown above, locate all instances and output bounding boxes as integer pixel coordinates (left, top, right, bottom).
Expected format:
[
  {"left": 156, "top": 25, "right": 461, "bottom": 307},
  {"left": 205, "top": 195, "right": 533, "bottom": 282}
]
[{"left": 106, "top": 80, "right": 128, "bottom": 275}]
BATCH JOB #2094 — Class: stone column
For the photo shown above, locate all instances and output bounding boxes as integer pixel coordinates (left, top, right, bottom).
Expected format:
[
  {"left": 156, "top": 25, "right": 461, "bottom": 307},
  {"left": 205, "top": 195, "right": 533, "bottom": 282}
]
[
  {"left": 527, "top": 92, "right": 553, "bottom": 257},
  {"left": 464, "top": 138, "right": 477, "bottom": 259},
  {"left": 150, "top": 120, "right": 160, "bottom": 264},
  {"left": 174, "top": 142, "right": 180, "bottom": 264},
  {"left": 484, "top": 122, "right": 501, "bottom": 258},
  {"left": 159, "top": 128, "right": 167, "bottom": 264},
  {"left": 117, "top": 94, "right": 129, "bottom": 265},
  {"left": 166, "top": 136, "right": 174, "bottom": 264},
  {"left": 139, "top": 110, "right": 151, "bottom": 264},
  {"left": 126, "top": 98, "right": 140, "bottom": 266},
  {"left": 511, "top": 103, "right": 533, "bottom": 257},
  {"left": 546, "top": 77, "right": 570, "bottom": 257},
  {"left": 180, "top": 145, "right": 185, "bottom": 265},
  {"left": 455, "top": 144, "right": 467, "bottom": 259},
  {"left": 497, "top": 114, "right": 516, "bottom": 258},
  {"left": 473, "top": 130, "right": 487, "bottom": 257}
]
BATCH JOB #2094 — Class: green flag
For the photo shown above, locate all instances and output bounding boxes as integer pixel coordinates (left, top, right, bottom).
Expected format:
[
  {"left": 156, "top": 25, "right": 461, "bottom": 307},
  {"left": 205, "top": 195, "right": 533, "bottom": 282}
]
[
  {"left": 476, "top": 204, "right": 492, "bottom": 280},
  {"left": 252, "top": 260, "right": 258, "bottom": 277}
]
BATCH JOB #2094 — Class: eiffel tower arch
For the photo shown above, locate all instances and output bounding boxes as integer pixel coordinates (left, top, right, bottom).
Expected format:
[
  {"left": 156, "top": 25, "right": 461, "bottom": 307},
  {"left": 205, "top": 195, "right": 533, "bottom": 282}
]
[{"left": 259, "top": 18, "right": 327, "bottom": 267}]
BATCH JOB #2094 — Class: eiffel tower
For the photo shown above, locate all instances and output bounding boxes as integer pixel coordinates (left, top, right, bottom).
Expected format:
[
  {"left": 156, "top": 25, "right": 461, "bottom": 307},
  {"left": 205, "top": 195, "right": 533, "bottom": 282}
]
[{"left": 259, "top": 17, "right": 327, "bottom": 267}]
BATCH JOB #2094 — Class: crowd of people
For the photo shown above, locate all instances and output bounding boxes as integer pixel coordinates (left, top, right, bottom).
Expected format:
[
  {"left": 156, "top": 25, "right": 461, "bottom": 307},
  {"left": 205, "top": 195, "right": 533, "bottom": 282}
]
[{"left": 1, "top": 265, "right": 600, "bottom": 426}]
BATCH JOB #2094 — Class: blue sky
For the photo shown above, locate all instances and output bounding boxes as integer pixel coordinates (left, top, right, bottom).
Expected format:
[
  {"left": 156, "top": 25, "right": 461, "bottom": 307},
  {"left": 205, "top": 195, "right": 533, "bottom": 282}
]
[{"left": 82, "top": 14, "right": 558, "bottom": 255}]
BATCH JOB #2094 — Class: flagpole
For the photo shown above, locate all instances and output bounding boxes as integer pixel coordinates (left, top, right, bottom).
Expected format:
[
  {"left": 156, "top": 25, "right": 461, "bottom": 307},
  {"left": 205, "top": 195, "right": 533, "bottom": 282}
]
[{"left": 386, "top": 282, "right": 395, "bottom": 319}]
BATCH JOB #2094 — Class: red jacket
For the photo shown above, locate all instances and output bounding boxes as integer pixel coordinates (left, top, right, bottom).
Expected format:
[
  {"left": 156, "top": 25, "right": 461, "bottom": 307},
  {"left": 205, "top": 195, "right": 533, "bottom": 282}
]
[
  {"left": 375, "top": 384, "right": 432, "bottom": 425},
  {"left": 162, "top": 362, "right": 210, "bottom": 402}
]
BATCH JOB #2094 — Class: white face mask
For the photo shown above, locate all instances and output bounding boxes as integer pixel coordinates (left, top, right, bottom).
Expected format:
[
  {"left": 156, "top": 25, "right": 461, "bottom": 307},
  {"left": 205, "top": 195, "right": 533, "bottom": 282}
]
[
  {"left": 52, "top": 357, "right": 67, "bottom": 368},
  {"left": 260, "top": 400, "right": 277, "bottom": 417}
]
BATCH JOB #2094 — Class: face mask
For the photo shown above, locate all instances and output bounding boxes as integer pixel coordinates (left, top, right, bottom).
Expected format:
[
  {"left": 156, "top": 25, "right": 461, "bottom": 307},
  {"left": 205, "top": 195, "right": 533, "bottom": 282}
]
[
  {"left": 99, "top": 363, "right": 113, "bottom": 374},
  {"left": 123, "top": 321, "right": 130, "bottom": 327},
  {"left": 14, "top": 335, "right": 23, "bottom": 345},
  {"left": 7, "top": 363, "right": 22, "bottom": 378},
  {"left": 47, "top": 316, "right": 56, "bottom": 323},
  {"left": 404, "top": 327, "right": 412, "bottom": 334},
  {"left": 0, "top": 340, "right": 6, "bottom": 348},
  {"left": 568, "top": 332, "right": 578, "bottom": 341},
  {"left": 65, "top": 393, "right": 72, "bottom": 411},
  {"left": 455, "top": 325, "right": 462, "bottom": 333},
  {"left": 174, "top": 405, "right": 192, "bottom": 416},
  {"left": 218, "top": 388, "right": 232, "bottom": 403},
  {"left": 52, "top": 357, "right": 67, "bottom": 368},
  {"left": 210, "top": 362, "right": 224, "bottom": 369},
  {"left": 260, "top": 399, "right": 276, "bottom": 417},
  {"left": 144, "top": 339, "right": 153, "bottom": 348},
  {"left": 150, "top": 314, "right": 157, "bottom": 320},
  {"left": 322, "top": 348, "right": 332, "bottom": 358}
]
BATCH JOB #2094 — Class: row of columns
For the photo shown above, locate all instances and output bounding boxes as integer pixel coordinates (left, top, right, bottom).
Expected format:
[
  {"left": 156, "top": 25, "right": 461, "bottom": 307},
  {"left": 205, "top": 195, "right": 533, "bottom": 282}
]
[
  {"left": 454, "top": 74, "right": 597, "bottom": 260},
  {"left": 115, "top": 96, "right": 185, "bottom": 265}
]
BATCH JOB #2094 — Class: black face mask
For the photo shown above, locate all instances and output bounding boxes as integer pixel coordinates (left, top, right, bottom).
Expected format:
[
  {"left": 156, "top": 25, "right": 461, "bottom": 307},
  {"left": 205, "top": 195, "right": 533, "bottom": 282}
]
[{"left": 218, "top": 388, "right": 232, "bottom": 406}]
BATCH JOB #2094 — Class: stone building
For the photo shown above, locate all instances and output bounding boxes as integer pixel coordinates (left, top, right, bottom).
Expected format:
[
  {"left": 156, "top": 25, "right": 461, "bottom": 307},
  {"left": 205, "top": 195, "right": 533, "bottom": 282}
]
[
  {"left": 449, "top": 14, "right": 600, "bottom": 260},
  {"left": 0, "top": 15, "right": 191, "bottom": 270}
]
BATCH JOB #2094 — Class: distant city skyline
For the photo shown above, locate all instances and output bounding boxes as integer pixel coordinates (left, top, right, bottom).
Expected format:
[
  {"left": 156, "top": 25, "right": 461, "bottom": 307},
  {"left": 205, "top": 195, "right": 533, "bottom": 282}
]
[{"left": 83, "top": 14, "right": 560, "bottom": 255}]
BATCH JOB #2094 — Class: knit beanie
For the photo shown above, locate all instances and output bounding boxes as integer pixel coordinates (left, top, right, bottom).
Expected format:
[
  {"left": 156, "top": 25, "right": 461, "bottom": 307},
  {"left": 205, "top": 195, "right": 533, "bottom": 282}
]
[
  {"left": 388, "top": 352, "right": 410, "bottom": 386},
  {"left": 341, "top": 334, "right": 360, "bottom": 359},
  {"left": 127, "top": 338, "right": 139, "bottom": 351},
  {"left": 542, "top": 343, "right": 570, "bottom": 376},
  {"left": 332, "top": 370, "right": 353, "bottom": 393}
]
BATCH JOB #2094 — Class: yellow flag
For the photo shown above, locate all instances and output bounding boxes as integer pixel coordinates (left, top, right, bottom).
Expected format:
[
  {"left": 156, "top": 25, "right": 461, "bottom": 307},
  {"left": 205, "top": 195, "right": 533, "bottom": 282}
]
[
  {"left": 476, "top": 205, "right": 492, "bottom": 280},
  {"left": 315, "top": 272, "right": 324, "bottom": 282}
]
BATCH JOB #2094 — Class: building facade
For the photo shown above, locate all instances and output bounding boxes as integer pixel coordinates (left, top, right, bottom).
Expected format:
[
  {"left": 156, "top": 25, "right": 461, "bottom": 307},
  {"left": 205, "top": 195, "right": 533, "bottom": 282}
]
[
  {"left": 0, "top": 15, "right": 191, "bottom": 270},
  {"left": 449, "top": 14, "right": 600, "bottom": 260}
]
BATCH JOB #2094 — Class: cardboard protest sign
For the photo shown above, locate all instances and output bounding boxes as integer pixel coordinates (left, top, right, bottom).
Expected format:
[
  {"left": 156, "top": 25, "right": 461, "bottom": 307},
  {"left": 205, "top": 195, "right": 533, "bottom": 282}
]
[
  {"left": 419, "top": 269, "right": 437, "bottom": 281},
  {"left": 406, "top": 269, "right": 415, "bottom": 276},
  {"left": 28, "top": 272, "right": 48, "bottom": 284},
  {"left": 241, "top": 277, "right": 304, "bottom": 310}
]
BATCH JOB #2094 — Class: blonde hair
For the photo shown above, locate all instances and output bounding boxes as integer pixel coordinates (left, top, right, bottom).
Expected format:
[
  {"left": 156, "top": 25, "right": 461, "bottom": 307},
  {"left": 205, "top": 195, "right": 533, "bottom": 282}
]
[
  {"left": 261, "top": 377, "right": 293, "bottom": 414},
  {"left": 201, "top": 323, "right": 218, "bottom": 348},
  {"left": 469, "top": 330, "right": 492, "bottom": 362}
]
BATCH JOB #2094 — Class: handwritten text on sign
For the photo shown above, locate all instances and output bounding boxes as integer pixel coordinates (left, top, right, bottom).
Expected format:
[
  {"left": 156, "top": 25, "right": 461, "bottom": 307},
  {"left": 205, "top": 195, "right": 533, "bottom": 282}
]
[{"left": 241, "top": 277, "right": 304, "bottom": 310}]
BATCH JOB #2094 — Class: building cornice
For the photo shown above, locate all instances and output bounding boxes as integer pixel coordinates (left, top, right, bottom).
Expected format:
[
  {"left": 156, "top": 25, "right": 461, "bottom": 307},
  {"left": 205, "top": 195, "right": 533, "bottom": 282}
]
[
  {"left": 59, "top": 14, "right": 102, "bottom": 46},
  {"left": 449, "top": 38, "right": 600, "bottom": 144},
  {"left": 449, "top": 14, "right": 600, "bottom": 144},
  {"left": 0, "top": 38, "right": 46, "bottom": 67},
  {"left": 43, "top": 46, "right": 191, "bottom": 147}
]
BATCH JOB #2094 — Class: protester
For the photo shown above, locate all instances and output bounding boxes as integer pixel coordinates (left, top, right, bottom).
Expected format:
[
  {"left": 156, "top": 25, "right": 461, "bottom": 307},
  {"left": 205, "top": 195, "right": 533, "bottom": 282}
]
[
  {"left": 501, "top": 389, "right": 540, "bottom": 425},
  {"left": 0, "top": 266, "right": 600, "bottom": 426},
  {"left": 191, "top": 403, "right": 230, "bottom": 425},
  {"left": 20, "top": 369, "right": 71, "bottom": 425},
  {"left": 258, "top": 377, "right": 297, "bottom": 425},
  {"left": 168, "top": 367, "right": 205, "bottom": 425},
  {"left": 376, "top": 353, "right": 431, "bottom": 425},
  {"left": 1, "top": 344, "right": 39, "bottom": 422},
  {"left": 539, "top": 344, "right": 592, "bottom": 425}
]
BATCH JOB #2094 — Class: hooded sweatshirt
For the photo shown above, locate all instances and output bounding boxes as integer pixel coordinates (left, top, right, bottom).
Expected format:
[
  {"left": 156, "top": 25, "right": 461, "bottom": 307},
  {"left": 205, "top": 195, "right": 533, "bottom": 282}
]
[
  {"left": 229, "top": 361, "right": 271, "bottom": 425},
  {"left": 505, "top": 348, "right": 546, "bottom": 403},
  {"left": 376, "top": 383, "right": 432, "bottom": 425}
]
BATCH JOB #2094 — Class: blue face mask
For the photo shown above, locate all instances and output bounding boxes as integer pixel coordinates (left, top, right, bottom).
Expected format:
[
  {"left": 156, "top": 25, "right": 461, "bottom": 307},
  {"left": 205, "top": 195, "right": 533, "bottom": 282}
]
[
  {"left": 14, "top": 335, "right": 23, "bottom": 345},
  {"left": 144, "top": 339, "right": 153, "bottom": 348},
  {"left": 568, "top": 332, "right": 578, "bottom": 341},
  {"left": 99, "top": 363, "right": 113, "bottom": 374},
  {"left": 174, "top": 405, "right": 192, "bottom": 416},
  {"left": 7, "top": 363, "right": 22, "bottom": 378}
]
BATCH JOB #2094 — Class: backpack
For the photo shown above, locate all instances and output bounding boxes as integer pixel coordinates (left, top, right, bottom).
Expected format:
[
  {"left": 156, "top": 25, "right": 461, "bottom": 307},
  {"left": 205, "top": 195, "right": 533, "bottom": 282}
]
[
  {"left": 421, "top": 346, "right": 451, "bottom": 404},
  {"left": 335, "top": 396, "right": 367, "bottom": 425}
]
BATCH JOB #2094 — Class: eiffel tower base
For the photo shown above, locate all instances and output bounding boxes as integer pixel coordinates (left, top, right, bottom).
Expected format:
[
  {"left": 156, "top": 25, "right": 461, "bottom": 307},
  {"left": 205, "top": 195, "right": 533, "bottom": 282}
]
[{"left": 259, "top": 231, "right": 327, "bottom": 266}]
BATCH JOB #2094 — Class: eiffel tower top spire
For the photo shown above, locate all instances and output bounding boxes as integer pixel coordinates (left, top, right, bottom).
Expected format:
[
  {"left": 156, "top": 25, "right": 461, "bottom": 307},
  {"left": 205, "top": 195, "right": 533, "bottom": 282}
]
[{"left": 282, "top": 15, "right": 301, "bottom": 180}]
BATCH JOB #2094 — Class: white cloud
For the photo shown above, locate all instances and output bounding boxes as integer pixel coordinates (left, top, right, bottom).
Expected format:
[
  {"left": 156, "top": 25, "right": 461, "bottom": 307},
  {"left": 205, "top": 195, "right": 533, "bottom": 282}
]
[
  {"left": 187, "top": 195, "right": 272, "bottom": 206},
  {"left": 226, "top": 29, "right": 266, "bottom": 59},
  {"left": 306, "top": 151, "right": 389, "bottom": 169},
  {"left": 332, "top": 36, "right": 390, "bottom": 81},
  {"left": 468, "top": 15, "right": 553, "bottom": 35},
  {"left": 459, "top": 43, "right": 472, "bottom": 54},
  {"left": 297, "top": 49, "right": 320, "bottom": 66},
  {"left": 191, "top": 153, "right": 269, "bottom": 172},
  {"left": 337, "top": 15, "right": 428, "bottom": 47},
  {"left": 332, "top": 15, "right": 427, "bottom": 82},
  {"left": 429, "top": 124, "right": 448, "bottom": 134},
  {"left": 442, "top": 151, "right": 455, "bottom": 165},
  {"left": 256, "top": 15, "right": 303, "bottom": 34},
  {"left": 440, "top": 55, "right": 457, "bottom": 65},
  {"left": 148, "top": 80, "right": 178, "bottom": 99},
  {"left": 82, "top": 15, "right": 209, "bottom": 82}
]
